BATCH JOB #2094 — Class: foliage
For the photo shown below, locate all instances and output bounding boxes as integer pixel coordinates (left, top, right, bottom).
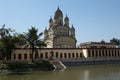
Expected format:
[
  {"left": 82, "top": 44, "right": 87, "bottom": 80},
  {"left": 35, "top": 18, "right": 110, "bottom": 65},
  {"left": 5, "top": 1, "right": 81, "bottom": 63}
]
[
  {"left": 12, "top": 33, "right": 26, "bottom": 46},
  {"left": 0, "top": 24, "right": 16, "bottom": 60},
  {"left": 110, "top": 38, "right": 120, "bottom": 47},
  {"left": 0, "top": 64, "right": 9, "bottom": 69},
  {"left": 0, "top": 60, "right": 54, "bottom": 71},
  {"left": 0, "top": 25, "right": 46, "bottom": 61},
  {"left": 23, "top": 27, "right": 46, "bottom": 61}
]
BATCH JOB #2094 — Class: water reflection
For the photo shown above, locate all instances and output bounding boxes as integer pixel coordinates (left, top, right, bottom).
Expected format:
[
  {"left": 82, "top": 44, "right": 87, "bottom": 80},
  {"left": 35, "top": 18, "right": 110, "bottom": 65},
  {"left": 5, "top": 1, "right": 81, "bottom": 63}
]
[
  {"left": 83, "top": 70, "right": 89, "bottom": 80},
  {"left": 0, "top": 64, "right": 120, "bottom": 80}
]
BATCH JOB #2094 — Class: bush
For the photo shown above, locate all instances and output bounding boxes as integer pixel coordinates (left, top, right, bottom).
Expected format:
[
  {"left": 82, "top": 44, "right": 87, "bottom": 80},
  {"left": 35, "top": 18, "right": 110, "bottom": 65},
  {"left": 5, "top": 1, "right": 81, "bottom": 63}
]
[
  {"left": 0, "top": 64, "right": 9, "bottom": 69},
  {"left": 0, "top": 60, "right": 54, "bottom": 71}
]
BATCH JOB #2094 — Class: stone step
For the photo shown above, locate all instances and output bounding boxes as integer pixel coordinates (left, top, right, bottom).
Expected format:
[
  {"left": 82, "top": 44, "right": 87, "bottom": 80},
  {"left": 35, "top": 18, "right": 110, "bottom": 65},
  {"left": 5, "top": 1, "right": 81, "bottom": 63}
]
[{"left": 50, "top": 60, "right": 67, "bottom": 69}]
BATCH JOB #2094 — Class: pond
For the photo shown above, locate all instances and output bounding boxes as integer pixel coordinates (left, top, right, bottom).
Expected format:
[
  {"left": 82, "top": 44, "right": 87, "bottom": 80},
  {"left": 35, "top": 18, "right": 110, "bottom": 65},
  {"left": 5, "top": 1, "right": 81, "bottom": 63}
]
[{"left": 0, "top": 64, "right": 120, "bottom": 80}]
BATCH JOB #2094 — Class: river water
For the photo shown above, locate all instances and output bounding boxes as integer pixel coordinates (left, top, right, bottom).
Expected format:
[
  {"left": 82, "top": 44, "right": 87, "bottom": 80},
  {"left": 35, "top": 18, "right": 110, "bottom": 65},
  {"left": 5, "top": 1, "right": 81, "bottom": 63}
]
[{"left": 0, "top": 64, "right": 120, "bottom": 80}]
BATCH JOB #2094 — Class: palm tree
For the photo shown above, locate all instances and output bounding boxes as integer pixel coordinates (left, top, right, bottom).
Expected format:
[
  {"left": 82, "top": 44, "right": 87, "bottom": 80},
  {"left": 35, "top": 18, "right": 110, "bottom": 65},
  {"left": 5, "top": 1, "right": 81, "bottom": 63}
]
[{"left": 23, "top": 27, "right": 46, "bottom": 61}]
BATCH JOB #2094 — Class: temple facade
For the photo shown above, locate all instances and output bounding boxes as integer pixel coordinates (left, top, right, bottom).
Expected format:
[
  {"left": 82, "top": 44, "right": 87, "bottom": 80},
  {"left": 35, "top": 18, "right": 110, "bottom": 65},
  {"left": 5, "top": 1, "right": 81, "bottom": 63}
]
[{"left": 44, "top": 8, "right": 77, "bottom": 48}]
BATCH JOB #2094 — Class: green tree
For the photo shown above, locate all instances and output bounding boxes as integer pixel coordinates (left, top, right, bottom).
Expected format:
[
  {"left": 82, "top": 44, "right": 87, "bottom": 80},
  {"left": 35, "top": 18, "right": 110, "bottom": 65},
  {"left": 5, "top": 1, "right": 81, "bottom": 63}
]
[
  {"left": 23, "top": 27, "right": 46, "bottom": 61},
  {"left": 110, "top": 38, "right": 120, "bottom": 47},
  {"left": 0, "top": 24, "right": 16, "bottom": 61},
  {"left": 13, "top": 33, "right": 26, "bottom": 46}
]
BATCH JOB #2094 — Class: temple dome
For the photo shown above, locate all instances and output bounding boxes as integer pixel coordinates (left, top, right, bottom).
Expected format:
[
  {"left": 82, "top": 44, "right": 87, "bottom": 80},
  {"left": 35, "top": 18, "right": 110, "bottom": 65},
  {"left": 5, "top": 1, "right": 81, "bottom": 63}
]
[
  {"left": 49, "top": 17, "right": 53, "bottom": 23},
  {"left": 54, "top": 7, "right": 63, "bottom": 19},
  {"left": 65, "top": 15, "right": 69, "bottom": 21}
]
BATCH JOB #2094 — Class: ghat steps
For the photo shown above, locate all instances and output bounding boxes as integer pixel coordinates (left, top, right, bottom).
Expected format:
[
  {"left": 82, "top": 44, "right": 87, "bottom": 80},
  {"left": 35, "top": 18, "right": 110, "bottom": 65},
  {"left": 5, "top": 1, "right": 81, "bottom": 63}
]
[{"left": 50, "top": 60, "right": 66, "bottom": 69}]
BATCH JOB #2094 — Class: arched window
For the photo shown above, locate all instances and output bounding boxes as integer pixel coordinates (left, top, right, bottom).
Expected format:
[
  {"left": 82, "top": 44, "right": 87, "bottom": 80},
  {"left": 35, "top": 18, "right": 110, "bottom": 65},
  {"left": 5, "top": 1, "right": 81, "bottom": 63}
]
[
  {"left": 72, "top": 53, "right": 74, "bottom": 58},
  {"left": 35, "top": 53, "right": 38, "bottom": 59},
  {"left": 102, "top": 50, "right": 104, "bottom": 57},
  {"left": 56, "top": 52, "right": 58, "bottom": 58},
  {"left": 99, "top": 50, "right": 101, "bottom": 57},
  {"left": 24, "top": 54, "right": 27, "bottom": 59},
  {"left": 117, "top": 50, "right": 119, "bottom": 57},
  {"left": 92, "top": 50, "right": 94, "bottom": 57},
  {"left": 45, "top": 52, "right": 48, "bottom": 58},
  {"left": 14, "top": 54, "right": 16, "bottom": 60},
  {"left": 18, "top": 54, "right": 22, "bottom": 60},
  {"left": 40, "top": 53, "right": 43, "bottom": 58},
  {"left": 80, "top": 53, "right": 82, "bottom": 57},
  {"left": 118, "top": 53, "right": 120, "bottom": 56},
  {"left": 50, "top": 51, "right": 54, "bottom": 56},
  {"left": 95, "top": 50, "right": 98, "bottom": 57},
  {"left": 64, "top": 53, "right": 67, "bottom": 58},
  {"left": 112, "top": 50, "right": 114, "bottom": 56},
  {"left": 108, "top": 50, "right": 110, "bottom": 57},
  {"left": 50, "top": 51, "right": 55, "bottom": 60},
  {"left": 30, "top": 53, "right": 32, "bottom": 59},
  {"left": 68, "top": 53, "right": 71, "bottom": 58},
  {"left": 114, "top": 49, "right": 116, "bottom": 57},
  {"left": 60, "top": 53, "right": 63, "bottom": 58},
  {"left": 76, "top": 53, "right": 78, "bottom": 58},
  {"left": 105, "top": 50, "right": 107, "bottom": 57},
  {"left": 88, "top": 50, "right": 91, "bottom": 57}
]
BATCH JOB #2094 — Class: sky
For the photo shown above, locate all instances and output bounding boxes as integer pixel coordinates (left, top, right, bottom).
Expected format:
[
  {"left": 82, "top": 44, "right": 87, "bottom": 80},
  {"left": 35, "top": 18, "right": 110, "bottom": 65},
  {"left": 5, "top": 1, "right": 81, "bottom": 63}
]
[{"left": 0, "top": 0, "right": 120, "bottom": 45}]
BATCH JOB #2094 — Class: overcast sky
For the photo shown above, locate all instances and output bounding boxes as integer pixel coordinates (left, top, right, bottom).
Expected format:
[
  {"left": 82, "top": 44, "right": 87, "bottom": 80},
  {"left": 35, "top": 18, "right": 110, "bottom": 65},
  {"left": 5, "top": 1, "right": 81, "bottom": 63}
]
[{"left": 0, "top": 0, "right": 120, "bottom": 45}]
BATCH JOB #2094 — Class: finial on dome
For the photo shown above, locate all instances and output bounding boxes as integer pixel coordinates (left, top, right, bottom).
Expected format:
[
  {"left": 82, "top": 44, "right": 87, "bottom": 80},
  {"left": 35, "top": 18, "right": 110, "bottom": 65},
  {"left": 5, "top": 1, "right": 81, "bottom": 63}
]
[
  {"left": 71, "top": 24, "right": 75, "bottom": 30},
  {"left": 54, "top": 7, "right": 63, "bottom": 25},
  {"left": 49, "top": 16, "right": 54, "bottom": 27},
  {"left": 64, "top": 14, "right": 69, "bottom": 26},
  {"left": 44, "top": 27, "right": 48, "bottom": 33},
  {"left": 65, "top": 14, "right": 69, "bottom": 20},
  {"left": 49, "top": 16, "right": 53, "bottom": 22},
  {"left": 54, "top": 7, "right": 63, "bottom": 19},
  {"left": 58, "top": 5, "right": 59, "bottom": 10}
]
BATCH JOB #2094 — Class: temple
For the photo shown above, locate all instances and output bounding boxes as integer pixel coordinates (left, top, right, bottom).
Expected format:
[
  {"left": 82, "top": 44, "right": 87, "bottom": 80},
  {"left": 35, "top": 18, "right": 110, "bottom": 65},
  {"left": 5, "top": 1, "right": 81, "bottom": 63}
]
[
  {"left": 8, "top": 7, "right": 120, "bottom": 67},
  {"left": 44, "top": 7, "right": 76, "bottom": 48}
]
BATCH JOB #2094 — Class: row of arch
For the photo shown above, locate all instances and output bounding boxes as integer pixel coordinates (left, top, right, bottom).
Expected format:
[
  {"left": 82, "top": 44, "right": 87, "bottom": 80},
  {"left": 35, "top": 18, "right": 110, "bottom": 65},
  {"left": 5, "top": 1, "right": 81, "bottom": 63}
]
[
  {"left": 88, "top": 49, "right": 120, "bottom": 57},
  {"left": 13, "top": 51, "right": 84, "bottom": 60},
  {"left": 12, "top": 49, "right": 120, "bottom": 60}
]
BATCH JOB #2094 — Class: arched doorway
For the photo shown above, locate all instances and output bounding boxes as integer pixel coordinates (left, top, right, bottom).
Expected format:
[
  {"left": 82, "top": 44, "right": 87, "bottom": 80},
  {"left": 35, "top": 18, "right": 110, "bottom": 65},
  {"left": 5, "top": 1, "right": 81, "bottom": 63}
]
[{"left": 49, "top": 51, "right": 56, "bottom": 60}]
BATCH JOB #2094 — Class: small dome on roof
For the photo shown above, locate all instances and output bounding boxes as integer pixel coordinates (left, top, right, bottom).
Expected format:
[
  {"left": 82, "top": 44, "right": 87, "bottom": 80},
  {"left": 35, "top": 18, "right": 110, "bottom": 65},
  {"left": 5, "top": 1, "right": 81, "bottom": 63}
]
[
  {"left": 54, "top": 7, "right": 63, "bottom": 19},
  {"left": 65, "top": 15, "right": 69, "bottom": 21},
  {"left": 49, "top": 16, "right": 53, "bottom": 23}
]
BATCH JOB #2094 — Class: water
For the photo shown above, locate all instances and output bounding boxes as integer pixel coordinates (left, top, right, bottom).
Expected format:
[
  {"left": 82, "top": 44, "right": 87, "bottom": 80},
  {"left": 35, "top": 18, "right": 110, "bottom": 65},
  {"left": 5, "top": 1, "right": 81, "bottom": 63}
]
[{"left": 0, "top": 64, "right": 120, "bottom": 80}]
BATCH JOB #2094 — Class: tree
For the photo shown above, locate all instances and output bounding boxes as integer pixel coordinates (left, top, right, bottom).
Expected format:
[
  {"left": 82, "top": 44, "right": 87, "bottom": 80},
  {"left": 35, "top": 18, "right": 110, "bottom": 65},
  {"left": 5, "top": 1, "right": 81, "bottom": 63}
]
[
  {"left": 110, "top": 38, "right": 120, "bottom": 47},
  {"left": 0, "top": 24, "right": 16, "bottom": 61},
  {"left": 1, "top": 36, "right": 16, "bottom": 60},
  {"left": 23, "top": 27, "right": 46, "bottom": 61},
  {"left": 13, "top": 33, "right": 26, "bottom": 46}
]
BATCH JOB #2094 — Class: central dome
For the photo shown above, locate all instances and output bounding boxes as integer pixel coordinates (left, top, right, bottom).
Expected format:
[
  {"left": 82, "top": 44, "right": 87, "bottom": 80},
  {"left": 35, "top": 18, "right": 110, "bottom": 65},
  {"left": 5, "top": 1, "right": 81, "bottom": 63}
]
[{"left": 54, "top": 7, "right": 63, "bottom": 19}]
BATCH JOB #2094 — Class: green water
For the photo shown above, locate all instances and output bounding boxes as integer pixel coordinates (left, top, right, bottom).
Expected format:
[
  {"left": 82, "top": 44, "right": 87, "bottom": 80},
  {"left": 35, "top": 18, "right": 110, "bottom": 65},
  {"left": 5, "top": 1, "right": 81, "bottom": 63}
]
[{"left": 0, "top": 64, "right": 120, "bottom": 80}]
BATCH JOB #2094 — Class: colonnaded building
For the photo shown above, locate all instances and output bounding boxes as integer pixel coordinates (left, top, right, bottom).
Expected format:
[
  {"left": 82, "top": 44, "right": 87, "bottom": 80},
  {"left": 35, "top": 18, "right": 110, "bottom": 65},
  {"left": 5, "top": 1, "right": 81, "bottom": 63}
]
[{"left": 11, "top": 8, "right": 120, "bottom": 66}]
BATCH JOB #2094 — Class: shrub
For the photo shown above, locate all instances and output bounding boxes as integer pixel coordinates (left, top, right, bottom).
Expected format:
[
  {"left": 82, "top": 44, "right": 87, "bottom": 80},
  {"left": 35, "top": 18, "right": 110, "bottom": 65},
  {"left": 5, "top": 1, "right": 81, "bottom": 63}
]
[
  {"left": 0, "top": 64, "right": 9, "bottom": 69},
  {"left": 0, "top": 60, "right": 54, "bottom": 71}
]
